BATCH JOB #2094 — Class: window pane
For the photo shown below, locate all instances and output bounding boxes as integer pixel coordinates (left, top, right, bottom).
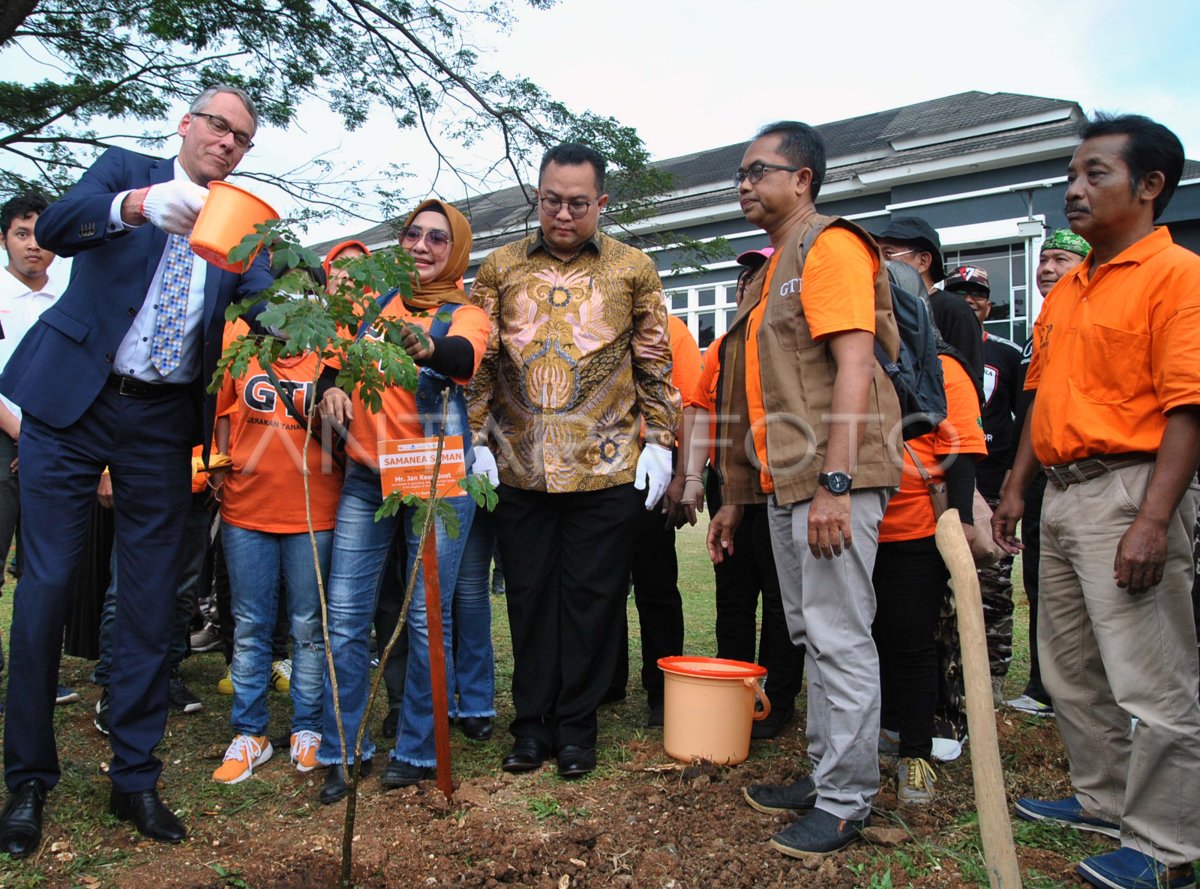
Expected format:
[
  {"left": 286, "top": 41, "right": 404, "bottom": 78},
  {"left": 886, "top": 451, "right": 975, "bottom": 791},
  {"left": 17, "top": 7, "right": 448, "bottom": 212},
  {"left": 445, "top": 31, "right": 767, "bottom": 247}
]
[
  {"left": 697, "top": 311, "right": 716, "bottom": 349},
  {"left": 725, "top": 307, "right": 737, "bottom": 330},
  {"left": 671, "top": 291, "right": 687, "bottom": 311},
  {"left": 698, "top": 288, "right": 716, "bottom": 307}
]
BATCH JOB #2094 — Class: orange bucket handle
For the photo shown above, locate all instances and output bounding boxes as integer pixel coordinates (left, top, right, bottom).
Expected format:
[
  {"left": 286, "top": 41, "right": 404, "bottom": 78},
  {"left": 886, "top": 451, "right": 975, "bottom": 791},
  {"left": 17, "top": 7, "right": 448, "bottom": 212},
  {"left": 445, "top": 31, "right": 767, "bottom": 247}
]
[{"left": 744, "top": 677, "right": 771, "bottom": 721}]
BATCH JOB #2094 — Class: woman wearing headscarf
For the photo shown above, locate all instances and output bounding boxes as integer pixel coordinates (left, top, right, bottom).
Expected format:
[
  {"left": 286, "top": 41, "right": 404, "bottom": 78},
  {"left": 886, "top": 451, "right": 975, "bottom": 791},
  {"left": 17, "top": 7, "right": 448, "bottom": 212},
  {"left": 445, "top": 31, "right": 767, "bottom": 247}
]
[{"left": 314, "top": 200, "right": 489, "bottom": 802}]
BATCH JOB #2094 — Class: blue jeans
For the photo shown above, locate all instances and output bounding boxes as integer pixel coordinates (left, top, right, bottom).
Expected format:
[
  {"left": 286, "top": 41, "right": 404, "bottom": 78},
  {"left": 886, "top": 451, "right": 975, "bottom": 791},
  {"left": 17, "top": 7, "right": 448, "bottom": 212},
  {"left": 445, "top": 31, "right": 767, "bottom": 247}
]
[
  {"left": 317, "top": 459, "right": 474, "bottom": 768},
  {"left": 453, "top": 508, "right": 495, "bottom": 718},
  {"left": 222, "top": 523, "right": 330, "bottom": 736}
]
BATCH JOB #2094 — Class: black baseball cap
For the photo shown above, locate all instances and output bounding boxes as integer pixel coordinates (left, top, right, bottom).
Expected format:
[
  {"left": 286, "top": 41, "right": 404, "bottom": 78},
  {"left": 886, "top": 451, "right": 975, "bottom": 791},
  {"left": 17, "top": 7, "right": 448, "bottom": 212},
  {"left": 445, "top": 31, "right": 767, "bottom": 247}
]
[{"left": 874, "top": 216, "right": 945, "bottom": 282}]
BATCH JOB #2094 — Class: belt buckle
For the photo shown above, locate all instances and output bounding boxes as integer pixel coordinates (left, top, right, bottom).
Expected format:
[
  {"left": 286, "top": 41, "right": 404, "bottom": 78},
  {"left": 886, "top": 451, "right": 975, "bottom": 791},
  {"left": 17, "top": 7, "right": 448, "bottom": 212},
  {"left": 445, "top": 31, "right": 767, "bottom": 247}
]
[
  {"left": 1067, "top": 461, "right": 1093, "bottom": 485},
  {"left": 1045, "top": 464, "right": 1068, "bottom": 489},
  {"left": 116, "top": 376, "right": 150, "bottom": 398}
]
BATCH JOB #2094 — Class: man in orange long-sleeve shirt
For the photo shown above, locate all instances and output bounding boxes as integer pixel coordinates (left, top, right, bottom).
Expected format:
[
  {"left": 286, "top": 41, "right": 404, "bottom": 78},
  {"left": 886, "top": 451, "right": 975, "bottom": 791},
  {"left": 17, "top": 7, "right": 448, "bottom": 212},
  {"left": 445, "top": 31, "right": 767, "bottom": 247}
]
[{"left": 994, "top": 114, "right": 1200, "bottom": 889}]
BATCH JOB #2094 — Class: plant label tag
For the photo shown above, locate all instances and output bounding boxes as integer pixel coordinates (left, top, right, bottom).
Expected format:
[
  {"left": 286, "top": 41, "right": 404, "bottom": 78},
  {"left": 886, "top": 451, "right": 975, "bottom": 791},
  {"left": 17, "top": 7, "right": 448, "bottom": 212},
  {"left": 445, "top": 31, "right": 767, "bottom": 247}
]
[{"left": 379, "top": 435, "right": 467, "bottom": 498}]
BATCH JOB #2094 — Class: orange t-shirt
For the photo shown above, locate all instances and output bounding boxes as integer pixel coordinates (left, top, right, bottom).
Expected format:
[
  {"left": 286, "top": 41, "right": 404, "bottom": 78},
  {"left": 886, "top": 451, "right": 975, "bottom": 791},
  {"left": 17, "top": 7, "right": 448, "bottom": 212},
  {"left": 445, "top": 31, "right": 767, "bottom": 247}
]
[
  {"left": 343, "top": 300, "right": 490, "bottom": 470},
  {"left": 217, "top": 346, "right": 344, "bottom": 534},
  {"left": 694, "top": 336, "right": 724, "bottom": 464},
  {"left": 1025, "top": 227, "right": 1200, "bottom": 465},
  {"left": 880, "top": 355, "right": 987, "bottom": 542},
  {"left": 668, "top": 315, "right": 704, "bottom": 410},
  {"left": 745, "top": 228, "right": 879, "bottom": 493}
]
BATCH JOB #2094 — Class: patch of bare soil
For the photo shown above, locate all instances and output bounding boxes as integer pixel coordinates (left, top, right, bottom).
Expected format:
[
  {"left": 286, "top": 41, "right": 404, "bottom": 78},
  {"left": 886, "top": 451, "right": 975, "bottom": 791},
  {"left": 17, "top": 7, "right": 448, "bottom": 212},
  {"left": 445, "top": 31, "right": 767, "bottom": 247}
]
[{"left": 106, "top": 714, "right": 1085, "bottom": 889}]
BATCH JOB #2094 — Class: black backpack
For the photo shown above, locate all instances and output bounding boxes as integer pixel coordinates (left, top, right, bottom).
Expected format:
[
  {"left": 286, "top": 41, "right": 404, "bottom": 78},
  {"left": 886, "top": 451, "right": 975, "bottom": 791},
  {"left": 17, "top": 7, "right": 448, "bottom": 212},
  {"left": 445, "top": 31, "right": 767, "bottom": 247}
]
[
  {"left": 878, "top": 261, "right": 947, "bottom": 439},
  {"left": 798, "top": 225, "right": 947, "bottom": 440}
]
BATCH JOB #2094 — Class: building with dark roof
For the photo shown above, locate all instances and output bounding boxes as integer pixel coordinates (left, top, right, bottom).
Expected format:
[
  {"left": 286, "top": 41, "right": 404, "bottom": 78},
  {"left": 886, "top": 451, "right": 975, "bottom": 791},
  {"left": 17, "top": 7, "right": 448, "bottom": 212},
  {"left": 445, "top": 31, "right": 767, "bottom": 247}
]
[{"left": 318, "top": 91, "right": 1200, "bottom": 348}]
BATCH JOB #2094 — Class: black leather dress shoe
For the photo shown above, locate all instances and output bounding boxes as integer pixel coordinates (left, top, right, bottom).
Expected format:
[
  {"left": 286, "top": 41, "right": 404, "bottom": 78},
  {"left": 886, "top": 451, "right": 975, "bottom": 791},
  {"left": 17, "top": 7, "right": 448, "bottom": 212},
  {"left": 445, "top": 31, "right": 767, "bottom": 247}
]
[
  {"left": 501, "top": 737, "right": 550, "bottom": 773},
  {"left": 380, "top": 760, "right": 434, "bottom": 789},
  {"left": 459, "top": 716, "right": 493, "bottom": 742},
  {"left": 109, "top": 788, "right": 186, "bottom": 843},
  {"left": 319, "top": 759, "right": 372, "bottom": 806},
  {"left": 556, "top": 745, "right": 596, "bottom": 779},
  {"left": 751, "top": 705, "right": 796, "bottom": 740},
  {"left": 0, "top": 779, "right": 47, "bottom": 858}
]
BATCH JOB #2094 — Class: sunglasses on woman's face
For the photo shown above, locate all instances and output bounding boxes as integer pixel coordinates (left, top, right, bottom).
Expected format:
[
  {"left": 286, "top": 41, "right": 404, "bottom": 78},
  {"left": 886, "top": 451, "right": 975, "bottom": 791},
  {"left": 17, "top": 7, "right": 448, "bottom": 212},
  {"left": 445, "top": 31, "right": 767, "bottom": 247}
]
[{"left": 400, "top": 225, "right": 452, "bottom": 252}]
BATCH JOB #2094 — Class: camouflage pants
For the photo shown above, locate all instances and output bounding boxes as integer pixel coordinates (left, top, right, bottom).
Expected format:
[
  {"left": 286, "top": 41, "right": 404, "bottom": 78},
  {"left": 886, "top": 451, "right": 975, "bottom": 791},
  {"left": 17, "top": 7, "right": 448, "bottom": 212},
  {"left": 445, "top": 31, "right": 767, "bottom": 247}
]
[
  {"left": 933, "top": 588, "right": 967, "bottom": 741},
  {"left": 933, "top": 499, "right": 1015, "bottom": 740},
  {"left": 979, "top": 553, "right": 1015, "bottom": 678}
]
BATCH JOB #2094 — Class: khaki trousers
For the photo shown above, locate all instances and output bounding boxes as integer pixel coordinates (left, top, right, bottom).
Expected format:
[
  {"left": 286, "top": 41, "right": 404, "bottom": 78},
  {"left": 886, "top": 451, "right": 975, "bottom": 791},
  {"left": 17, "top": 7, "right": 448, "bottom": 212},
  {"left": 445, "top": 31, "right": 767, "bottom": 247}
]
[{"left": 1039, "top": 461, "right": 1200, "bottom": 864}]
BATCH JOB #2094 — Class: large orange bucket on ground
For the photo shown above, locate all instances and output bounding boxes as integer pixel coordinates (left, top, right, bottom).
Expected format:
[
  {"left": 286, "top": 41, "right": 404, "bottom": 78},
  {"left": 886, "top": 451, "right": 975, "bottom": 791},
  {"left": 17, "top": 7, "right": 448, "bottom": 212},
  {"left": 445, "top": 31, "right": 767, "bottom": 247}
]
[
  {"left": 658, "top": 656, "right": 770, "bottom": 765},
  {"left": 189, "top": 181, "right": 278, "bottom": 273}
]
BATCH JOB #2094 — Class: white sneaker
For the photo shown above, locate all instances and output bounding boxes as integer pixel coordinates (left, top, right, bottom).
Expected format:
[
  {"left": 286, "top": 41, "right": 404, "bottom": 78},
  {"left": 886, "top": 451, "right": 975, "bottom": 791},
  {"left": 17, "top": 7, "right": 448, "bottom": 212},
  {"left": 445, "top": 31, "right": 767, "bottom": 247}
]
[
  {"left": 1005, "top": 694, "right": 1054, "bottom": 717},
  {"left": 931, "top": 736, "right": 965, "bottom": 762}
]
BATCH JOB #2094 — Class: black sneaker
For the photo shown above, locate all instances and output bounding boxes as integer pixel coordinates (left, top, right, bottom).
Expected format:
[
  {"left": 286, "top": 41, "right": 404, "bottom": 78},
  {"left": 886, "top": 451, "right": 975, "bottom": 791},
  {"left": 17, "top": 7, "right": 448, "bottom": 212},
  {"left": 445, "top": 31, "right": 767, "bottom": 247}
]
[
  {"left": 743, "top": 775, "right": 817, "bottom": 815},
  {"left": 94, "top": 687, "right": 110, "bottom": 736},
  {"left": 769, "top": 807, "right": 870, "bottom": 857},
  {"left": 168, "top": 667, "right": 203, "bottom": 714}
]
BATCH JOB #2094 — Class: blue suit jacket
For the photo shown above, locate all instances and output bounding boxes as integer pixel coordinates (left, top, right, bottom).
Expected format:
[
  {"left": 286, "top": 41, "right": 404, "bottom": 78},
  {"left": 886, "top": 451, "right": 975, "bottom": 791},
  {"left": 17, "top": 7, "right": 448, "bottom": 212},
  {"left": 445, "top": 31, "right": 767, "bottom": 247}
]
[{"left": 2, "top": 147, "right": 273, "bottom": 441}]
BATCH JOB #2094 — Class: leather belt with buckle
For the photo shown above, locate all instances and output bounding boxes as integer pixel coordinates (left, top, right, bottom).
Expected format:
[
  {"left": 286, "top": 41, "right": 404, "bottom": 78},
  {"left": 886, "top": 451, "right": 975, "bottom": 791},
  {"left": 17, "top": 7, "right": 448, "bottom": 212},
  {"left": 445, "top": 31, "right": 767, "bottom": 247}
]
[
  {"left": 1043, "top": 453, "right": 1155, "bottom": 490},
  {"left": 105, "top": 374, "right": 190, "bottom": 400}
]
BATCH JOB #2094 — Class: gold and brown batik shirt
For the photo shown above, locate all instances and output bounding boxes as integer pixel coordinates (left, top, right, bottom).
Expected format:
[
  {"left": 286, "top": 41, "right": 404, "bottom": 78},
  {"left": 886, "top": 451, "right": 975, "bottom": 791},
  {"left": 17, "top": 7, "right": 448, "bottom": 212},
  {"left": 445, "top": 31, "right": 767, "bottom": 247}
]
[{"left": 467, "top": 229, "right": 680, "bottom": 493}]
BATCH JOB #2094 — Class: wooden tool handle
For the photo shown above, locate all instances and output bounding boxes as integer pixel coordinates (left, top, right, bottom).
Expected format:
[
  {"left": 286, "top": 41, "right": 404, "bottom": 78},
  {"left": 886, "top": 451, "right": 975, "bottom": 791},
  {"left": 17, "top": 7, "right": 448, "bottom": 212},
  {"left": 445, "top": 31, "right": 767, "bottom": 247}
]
[{"left": 935, "top": 509, "right": 1023, "bottom": 889}]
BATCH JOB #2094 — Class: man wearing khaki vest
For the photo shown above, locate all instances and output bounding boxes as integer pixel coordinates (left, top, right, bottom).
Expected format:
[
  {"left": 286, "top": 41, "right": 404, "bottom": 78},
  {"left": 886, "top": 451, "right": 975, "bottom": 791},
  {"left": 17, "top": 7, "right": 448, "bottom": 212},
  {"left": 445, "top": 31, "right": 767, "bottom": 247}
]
[{"left": 707, "top": 120, "right": 902, "bottom": 856}]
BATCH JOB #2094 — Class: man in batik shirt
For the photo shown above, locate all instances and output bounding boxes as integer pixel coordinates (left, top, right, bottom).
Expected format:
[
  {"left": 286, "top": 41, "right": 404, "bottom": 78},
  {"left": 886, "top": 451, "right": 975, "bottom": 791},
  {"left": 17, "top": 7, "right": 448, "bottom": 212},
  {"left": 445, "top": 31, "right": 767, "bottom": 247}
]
[{"left": 467, "top": 142, "right": 679, "bottom": 780}]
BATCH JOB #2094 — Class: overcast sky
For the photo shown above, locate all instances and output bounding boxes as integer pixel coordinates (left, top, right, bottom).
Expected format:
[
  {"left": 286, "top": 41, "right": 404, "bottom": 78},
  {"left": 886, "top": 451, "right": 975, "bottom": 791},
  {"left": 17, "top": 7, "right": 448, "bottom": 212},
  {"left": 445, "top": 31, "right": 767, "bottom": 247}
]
[
  {"left": 273, "top": 0, "right": 1199, "bottom": 243},
  {"left": 7, "top": 0, "right": 1198, "bottom": 244}
]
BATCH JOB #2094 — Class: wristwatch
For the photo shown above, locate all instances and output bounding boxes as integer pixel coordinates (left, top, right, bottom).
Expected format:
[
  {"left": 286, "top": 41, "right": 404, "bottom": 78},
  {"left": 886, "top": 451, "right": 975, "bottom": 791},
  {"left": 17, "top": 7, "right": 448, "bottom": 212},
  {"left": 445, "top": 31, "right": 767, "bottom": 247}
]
[{"left": 818, "top": 471, "right": 852, "bottom": 495}]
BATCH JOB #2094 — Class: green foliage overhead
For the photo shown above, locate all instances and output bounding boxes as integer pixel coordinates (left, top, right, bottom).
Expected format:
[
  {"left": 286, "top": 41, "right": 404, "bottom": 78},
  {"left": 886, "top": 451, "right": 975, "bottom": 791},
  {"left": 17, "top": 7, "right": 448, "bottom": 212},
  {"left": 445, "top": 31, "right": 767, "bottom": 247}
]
[{"left": 0, "top": 0, "right": 662, "bottom": 225}]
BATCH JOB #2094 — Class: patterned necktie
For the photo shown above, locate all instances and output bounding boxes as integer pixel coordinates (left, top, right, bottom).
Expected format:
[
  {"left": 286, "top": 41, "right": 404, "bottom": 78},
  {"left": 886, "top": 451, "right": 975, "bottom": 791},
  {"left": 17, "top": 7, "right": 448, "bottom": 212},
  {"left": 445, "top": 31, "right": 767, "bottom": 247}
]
[{"left": 150, "top": 233, "right": 195, "bottom": 376}]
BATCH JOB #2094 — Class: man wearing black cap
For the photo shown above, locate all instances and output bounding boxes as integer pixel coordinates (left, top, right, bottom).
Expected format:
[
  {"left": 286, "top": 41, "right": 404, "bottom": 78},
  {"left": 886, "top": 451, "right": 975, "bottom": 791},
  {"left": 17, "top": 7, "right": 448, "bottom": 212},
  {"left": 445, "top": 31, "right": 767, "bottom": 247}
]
[
  {"left": 943, "top": 265, "right": 1024, "bottom": 705},
  {"left": 875, "top": 215, "right": 983, "bottom": 758},
  {"left": 874, "top": 216, "right": 984, "bottom": 386}
]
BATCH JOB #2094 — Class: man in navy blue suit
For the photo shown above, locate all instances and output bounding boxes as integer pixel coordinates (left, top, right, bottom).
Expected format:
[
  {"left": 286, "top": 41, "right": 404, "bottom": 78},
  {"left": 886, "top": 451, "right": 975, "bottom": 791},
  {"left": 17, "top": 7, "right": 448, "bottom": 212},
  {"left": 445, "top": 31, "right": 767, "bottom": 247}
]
[{"left": 0, "top": 85, "right": 273, "bottom": 856}]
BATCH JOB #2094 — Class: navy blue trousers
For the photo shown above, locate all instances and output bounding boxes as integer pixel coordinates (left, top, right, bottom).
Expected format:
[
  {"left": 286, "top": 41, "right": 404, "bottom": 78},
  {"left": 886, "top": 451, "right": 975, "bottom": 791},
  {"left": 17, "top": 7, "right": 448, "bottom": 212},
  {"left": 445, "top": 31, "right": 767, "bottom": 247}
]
[{"left": 4, "top": 384, "right": 192, "bottom": 793}]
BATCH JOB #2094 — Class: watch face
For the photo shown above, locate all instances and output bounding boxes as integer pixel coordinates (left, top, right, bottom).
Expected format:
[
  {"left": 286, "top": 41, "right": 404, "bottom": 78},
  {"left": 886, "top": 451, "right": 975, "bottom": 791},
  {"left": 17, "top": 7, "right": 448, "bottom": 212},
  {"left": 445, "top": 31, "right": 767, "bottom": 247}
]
[{"left": 823, "top": 472, "right": 851, "bottom": 494}]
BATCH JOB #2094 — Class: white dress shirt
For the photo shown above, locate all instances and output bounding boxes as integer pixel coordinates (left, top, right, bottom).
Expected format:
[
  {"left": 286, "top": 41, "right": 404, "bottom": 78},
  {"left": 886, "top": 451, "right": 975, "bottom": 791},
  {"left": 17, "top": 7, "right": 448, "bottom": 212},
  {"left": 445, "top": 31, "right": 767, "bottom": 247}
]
[{"left": 0, "top": 266, "right": 61, "bottom": 419}]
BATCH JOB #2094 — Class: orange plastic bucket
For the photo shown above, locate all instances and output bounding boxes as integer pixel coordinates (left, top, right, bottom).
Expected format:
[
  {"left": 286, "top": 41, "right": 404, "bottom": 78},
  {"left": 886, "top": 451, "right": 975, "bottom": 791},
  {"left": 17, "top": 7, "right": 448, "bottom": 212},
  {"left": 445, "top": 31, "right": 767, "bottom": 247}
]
[
  {"left": 658, "top": 656, "right": 770, "bottom": 765},
  {"left": 189, "top": 181, "right": 278, "bottom": 273}
]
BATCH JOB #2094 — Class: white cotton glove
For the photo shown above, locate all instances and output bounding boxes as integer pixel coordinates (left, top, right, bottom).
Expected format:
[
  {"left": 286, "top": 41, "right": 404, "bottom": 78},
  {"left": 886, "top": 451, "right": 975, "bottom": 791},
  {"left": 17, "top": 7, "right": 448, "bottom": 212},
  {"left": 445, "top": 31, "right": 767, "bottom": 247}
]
[
  {"left": 634, "top": 443, "right": 673, "bottom": 510},
  {"left": 141, "top": 180, "right": 210, "bottom": 235},
  {"left": 471, "top": 445, "right": 499, "bottom": 485}
]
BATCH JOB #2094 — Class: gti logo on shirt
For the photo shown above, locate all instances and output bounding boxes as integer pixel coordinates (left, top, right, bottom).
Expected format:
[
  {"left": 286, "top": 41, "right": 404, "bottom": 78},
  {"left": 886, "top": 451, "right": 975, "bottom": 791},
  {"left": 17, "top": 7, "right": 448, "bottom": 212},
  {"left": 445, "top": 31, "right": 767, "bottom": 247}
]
[
  {"left": 778, "top": 277, "right": 802, "bottom": 297},
  {"left": 244, "top": 374, "right": 312, "bottom": 414}
]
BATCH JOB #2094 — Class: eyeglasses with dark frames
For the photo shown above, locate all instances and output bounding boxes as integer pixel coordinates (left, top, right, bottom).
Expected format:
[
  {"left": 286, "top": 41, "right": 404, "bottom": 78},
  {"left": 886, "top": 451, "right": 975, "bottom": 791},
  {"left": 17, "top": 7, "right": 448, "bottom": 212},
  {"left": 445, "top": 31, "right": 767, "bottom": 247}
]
[
  {"left": 538, "top": 195, "right": 597, "bottom": 219},
  {"left": 191, "top": 112, "right": 254, "bottom": 150},
  {"left": 400, "top": 225, "right": 453, "bottom": 253},
  {"left": 733, "top": 162, "right": 800, "bottom": 187}
]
